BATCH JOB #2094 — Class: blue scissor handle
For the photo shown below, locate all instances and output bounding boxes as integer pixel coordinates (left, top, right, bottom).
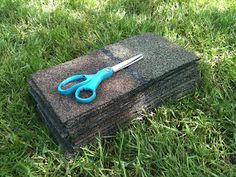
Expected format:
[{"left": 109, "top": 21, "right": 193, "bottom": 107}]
[
  {"left": 75, "top": 67, "right": 113, "bottom": 103},
  {"left": 58, "top": 67, "right": 114, "bottom": 104},
  {"left": 58, "top": 74, "right": 93, "bottom": 95}
]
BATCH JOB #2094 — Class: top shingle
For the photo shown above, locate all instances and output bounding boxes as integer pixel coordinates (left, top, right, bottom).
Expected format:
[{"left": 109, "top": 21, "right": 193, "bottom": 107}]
[{"left": 30, "top": 32, "right": 199, "bottom": 125}]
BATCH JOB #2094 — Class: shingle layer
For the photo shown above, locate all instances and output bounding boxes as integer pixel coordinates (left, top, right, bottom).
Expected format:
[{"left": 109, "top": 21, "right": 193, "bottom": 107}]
[{"left": 29, "top": 33, "right": 201, "bottom": 153}]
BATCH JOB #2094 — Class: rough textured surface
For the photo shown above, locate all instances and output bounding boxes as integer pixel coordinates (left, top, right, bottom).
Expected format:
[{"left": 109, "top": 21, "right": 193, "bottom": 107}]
[
  {"left": 31, "top": 51, "right": 138, "bottom": 124},
  {"left": 29, "top": 32, "right": 200, "bottom": 153},
  {"left": 103, "top": 33, "right": 199, "bottom": 81}
]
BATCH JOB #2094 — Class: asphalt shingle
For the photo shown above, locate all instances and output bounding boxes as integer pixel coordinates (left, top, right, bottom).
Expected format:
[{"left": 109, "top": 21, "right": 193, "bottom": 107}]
[{"left": 29, "top": 32, "right": 201, "bottom": 153}]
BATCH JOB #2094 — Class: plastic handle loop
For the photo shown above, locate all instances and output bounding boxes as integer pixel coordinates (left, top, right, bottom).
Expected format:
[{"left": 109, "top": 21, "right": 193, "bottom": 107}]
[
  {"left": 75, "top": 67, "right": 113, "bottom": 104},
  {"left": 58, "top": 75, "right": 92, "bottom": 95}
]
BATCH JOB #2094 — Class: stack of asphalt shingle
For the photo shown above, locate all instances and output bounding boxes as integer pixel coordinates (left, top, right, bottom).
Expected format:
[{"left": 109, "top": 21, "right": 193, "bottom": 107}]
[{"left": 29, "top": 33, "right": 201, "bottom": 153}]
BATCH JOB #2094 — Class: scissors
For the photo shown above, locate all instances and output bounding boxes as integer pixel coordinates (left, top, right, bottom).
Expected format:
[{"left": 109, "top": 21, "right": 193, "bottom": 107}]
[{"left": 58, "top": 54, "right": 144, "bottom": 104}]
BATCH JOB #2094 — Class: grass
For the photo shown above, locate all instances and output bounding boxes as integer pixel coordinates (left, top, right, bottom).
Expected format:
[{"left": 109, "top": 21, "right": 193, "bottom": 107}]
[{"left": 0, "top": 0, "right": 235, "bottom": 176}]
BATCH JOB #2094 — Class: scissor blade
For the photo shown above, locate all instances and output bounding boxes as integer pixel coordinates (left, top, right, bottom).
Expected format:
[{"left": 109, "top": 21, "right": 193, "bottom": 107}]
[{"left": 111, "top": 54, "right": 143, "bottom": 72}]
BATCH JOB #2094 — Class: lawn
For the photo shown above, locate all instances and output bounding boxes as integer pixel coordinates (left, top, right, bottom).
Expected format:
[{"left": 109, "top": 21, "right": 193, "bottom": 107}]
[{"left": 0, "top": 0, "right": 236, "bottom": 176}]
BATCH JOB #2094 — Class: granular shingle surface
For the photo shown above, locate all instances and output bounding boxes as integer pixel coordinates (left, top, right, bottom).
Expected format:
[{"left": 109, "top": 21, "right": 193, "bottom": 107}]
[{"left": 29, "top": 32, "right": 201, "bottom": 153}]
